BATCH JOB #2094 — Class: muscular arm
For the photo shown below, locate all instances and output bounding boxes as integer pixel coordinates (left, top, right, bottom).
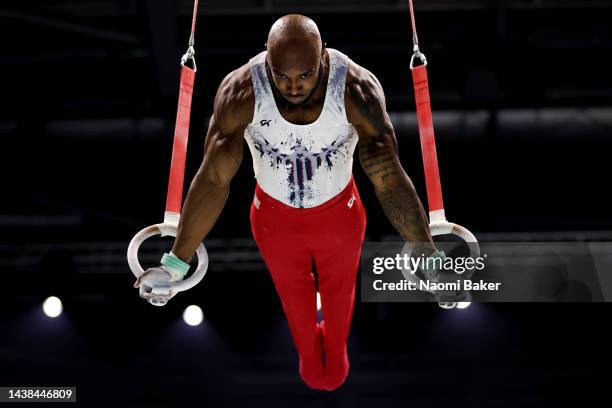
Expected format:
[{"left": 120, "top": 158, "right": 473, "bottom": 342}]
[
  {"left": 171, "top": 68, "right": 254, "bottom": 262},
  {"left": 345, "top": 63, "right": 435, "bottom": 253}
]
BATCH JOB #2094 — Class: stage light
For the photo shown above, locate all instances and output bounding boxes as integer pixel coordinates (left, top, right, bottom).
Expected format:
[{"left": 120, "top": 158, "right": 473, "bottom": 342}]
[
  {"left": 456, "top": 302, "right": 472, "bottom": 309},
  {"left": 43, "top": 296, "right": 63, "bottom": 318},
  {"left": 183, "top": 305, "right": 204, "bottom": 326}
]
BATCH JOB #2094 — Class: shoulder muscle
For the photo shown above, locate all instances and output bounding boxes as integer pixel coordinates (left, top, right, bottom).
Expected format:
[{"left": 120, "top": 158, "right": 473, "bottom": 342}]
[
  {"left": 213, "top": 63, "right": 255, "bottom": 136},
  {"left": 344, "top": 60, "right": 389, "bottom": 135},
  {"left": 345, "top": 59, "right": 399, "bottom": 163}
]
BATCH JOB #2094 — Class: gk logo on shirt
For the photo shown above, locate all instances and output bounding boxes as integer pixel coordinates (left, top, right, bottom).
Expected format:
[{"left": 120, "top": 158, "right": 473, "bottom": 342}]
[{"left": 260, "top": 119, "right": 271, "bottom": 127}]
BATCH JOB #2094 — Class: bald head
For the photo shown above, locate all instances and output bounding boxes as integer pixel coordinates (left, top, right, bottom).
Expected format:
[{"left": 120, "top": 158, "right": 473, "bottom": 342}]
[
  {"left": 265, "top": 15, "right": 326, "bottom": 106},
  {"left": 267, "top": 14, "right": 322, "bottom": 51}
]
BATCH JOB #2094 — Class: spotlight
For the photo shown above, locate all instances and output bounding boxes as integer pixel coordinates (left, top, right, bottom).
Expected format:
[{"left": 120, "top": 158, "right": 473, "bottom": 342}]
[
  {"left": 316, "top": 292, "right": 321, "bottom": 311},
  {"left": 183, "top": 305, "right": 204, "bottom": 326},
  {"left": 456, "top": 302, "right": 471, "bottom": 309},
  {"left": 42, "top": 296, "right": 63, "bottom": 318}
]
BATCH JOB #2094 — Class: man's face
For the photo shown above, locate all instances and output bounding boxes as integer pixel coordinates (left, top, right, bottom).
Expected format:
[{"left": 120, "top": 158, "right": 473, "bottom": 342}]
[{"left": 267, "top": 44, "right": 322, "bottom": 106}]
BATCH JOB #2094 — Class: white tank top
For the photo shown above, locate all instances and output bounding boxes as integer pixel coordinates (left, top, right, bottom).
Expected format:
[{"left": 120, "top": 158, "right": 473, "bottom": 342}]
[{"left": 244, "top": 48, "right": 359, "bottom": 208}]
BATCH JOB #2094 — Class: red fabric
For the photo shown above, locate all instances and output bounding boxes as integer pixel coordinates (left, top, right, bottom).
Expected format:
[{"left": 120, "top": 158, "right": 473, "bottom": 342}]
[
  {"left": 250, "top": 176, "right": 366, "bottom": 390},
  {"left": 190, "top": 0, "right": 199, "bottom": 35},
  {"left": 165, "top": 65, "right": 195, "bottom": 214},
  {"left": 408, "top": 0, "right": 417, "bottom": 34},
  {"left": 412, "top": 65, "right": 444, "bottom": 213}
]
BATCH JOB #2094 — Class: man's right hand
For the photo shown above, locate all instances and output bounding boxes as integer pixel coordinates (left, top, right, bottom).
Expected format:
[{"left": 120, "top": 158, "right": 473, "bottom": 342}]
[
  {"left": 133, "top": 266, "right": 173, "bottom": 289},
  {"left": 135, "top": 263, "right": 190, "bottom": 302},
  {"left": 133, "top": 251, "right": 190, "bottom": 297}
]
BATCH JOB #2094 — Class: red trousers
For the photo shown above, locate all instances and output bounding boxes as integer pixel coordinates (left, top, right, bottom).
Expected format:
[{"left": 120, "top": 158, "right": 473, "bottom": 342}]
[{"left": 250, "top": 175, "right": 367, "bottom": 391}]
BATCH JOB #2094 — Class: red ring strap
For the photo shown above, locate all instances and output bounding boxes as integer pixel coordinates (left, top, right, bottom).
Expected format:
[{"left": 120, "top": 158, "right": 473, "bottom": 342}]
[
  {"left": 408, "top": 0, "right": 445, "bottom": 213},
  {"left": 412, "top": 65, "right": 444, "bottom": 213},
  {"left": 165, "top": 65, "right": 195, "bottom": 214},
  {"left": 164, "top": 0, "right": 199, "bottom": 215}
]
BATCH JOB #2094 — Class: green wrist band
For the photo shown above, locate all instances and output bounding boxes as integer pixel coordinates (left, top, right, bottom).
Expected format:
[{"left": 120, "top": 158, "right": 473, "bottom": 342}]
[
  {"left": 161, "top": 252, "right": 190, "bottom": 278},
  {"left": 421, "top": 250, "right": 446, "bottom": 272}
]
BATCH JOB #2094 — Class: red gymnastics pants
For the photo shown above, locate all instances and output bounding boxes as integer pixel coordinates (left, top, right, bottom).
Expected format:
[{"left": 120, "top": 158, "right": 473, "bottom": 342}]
[{"left": 250, "top": 175, "right": 367, "bottom": 391}]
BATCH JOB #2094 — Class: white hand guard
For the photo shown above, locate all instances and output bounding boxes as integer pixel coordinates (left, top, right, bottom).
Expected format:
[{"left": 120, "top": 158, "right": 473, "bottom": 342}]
[{"left": 139, "top": 252, "right": 190, "bottom": 306}]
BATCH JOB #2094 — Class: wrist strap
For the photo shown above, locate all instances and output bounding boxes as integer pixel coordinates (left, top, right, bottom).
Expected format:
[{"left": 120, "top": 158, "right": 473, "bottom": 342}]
[
  {"left": 421, "top": 249, "right": 446, "bottom": 272},
  {"left": 161, "top": 252, "right": 190, "bottom": 278}
]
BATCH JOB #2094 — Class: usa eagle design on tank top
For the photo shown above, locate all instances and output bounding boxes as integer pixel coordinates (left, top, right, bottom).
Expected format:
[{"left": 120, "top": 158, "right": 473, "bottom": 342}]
[{"left": 244, "top": 48, "right": 359, "bottom": 208}]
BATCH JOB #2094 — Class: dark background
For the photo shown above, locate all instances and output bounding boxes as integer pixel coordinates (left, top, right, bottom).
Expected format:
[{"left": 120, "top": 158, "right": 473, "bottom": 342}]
[{"left": 1, "top": 0, "right": 611, "bottom": 406}]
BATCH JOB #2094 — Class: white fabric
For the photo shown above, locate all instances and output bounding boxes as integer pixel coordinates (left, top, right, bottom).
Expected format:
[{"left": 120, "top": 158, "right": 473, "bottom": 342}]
[{"left": 244, "top": 48, "right": 358, "bottom": 208}]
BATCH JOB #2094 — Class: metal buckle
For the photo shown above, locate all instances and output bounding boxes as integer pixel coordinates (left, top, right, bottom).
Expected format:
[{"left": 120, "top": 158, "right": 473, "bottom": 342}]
[
  {"left": 410, "top": 45, "right": 428, "bottom": 70},
  {"left": 180, "top": 46, "right": 197, "bottom": 71}
]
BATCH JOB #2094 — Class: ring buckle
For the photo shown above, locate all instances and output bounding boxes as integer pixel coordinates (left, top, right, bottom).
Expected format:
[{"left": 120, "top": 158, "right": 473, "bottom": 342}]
[
  {"left": 180, "top": 46, "right": 197, "bottom": 71},
  {"left": 410, "top": 47, "right": 428, "bottom": 69}
]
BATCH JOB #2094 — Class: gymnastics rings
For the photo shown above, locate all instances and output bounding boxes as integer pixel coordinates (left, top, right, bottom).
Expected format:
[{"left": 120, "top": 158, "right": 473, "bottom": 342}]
[{"left": 127, "top": 215, "right": 209, "bottom": 306}]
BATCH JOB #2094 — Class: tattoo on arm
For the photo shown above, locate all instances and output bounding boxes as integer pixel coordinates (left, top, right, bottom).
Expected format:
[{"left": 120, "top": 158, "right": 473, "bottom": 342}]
[
  {"left": 359, "top": 133, "right": 432, "bottom": 244},
  {"left": 377, "top": 182, "right": 434, "bottom": 245},
  {"left": 358, "top": 136, "right": 398, "bottom": 183},
  {"left": 351, "top": 74, "right": 434, "bottom": 246}
]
